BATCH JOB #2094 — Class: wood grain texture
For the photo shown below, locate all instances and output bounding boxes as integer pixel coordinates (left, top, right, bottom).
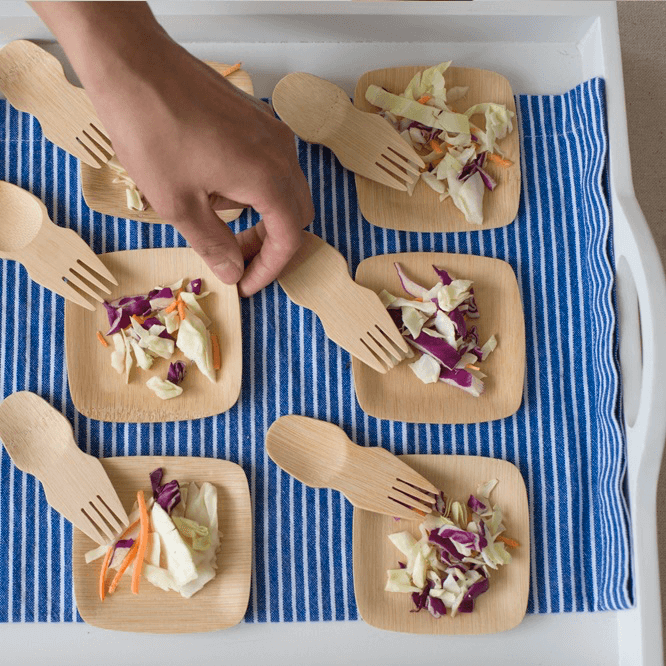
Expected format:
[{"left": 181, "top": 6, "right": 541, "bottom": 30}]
[
  {"left": 0, "top": 180, "right": 118, "bottom": 311},
  {"left": 64, "top": 248, "right": 242, "bottom": 423},
  {"left": 272, "top": 72, "right": 424, "bottom": 191},
  {"left": 80, "top": 62, "right": 254, "bottom": 224},
  {"left": 0, "top": 392, "right": 129, "bottom": 545},
  {"left": 266, "top": 415, "right": 440, "bottom": 520},
  {"left": 353, "top": 453, "right": 530, "bottom": 634},
  {"left": 352, "top": 252, "right": 525, "bottom": 424},
  {"left": 0, "top": 40, "right": 113, "bottom": 168},
  {"left": 73, "top": 456, "right": 252, "bottom": 633},
  {"left": 277, "top": 231, "right": 409, "bottom": 374},
  {"left": 354, "top": 65, "right": 521, "bottom": 232}
]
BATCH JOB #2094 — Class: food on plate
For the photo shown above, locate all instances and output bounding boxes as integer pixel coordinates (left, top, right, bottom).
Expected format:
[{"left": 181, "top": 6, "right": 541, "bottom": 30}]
[
  {"left": 87, "top": 467, "right": 221, "bottom": 600},
  {"left": 365, "top": 61, "right": 515, "bottom": 225},
  {"left": 386, "top": 479, "right": 517, "bottom": 618},
  {"left": 99, "top": 277, "right": 220, "bottom": 398},
  {"left": 106, "top": 62, "right": 243, "bottom": 213},
  {"left": 380, "top": 263, "right": 496, "bottom": 396}
]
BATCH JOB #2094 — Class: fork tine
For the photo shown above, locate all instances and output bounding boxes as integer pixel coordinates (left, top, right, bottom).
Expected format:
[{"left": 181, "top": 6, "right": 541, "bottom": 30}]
[
  {"left": 87, "top": 502, "right": 116, "bottom": 541},
  {"left": 362, "top": 331, "right": 399, "bottom": 370},
  {"left": 366, "top": 164, "right": 409, "bottom": 191},
  {"left": 374, "top": 322, "right": 411, "bottom": 357},
  {"left": 80, "top": 506, "right": 113, "bottom": 544},
  {"left": 72, "top": 260, "right": 112, "bottom": 295},
  {"left": 387, "top": 496, "right": 430, "bottom": 519},
  {"left": 392, "top": 478, "right": 438, "bottom": 508},
  {"left": 76, "top": 137, "right": 106, "bottom": 168},
  {"left": 376, "top": 153, "right": 419, "bottom": 186},
  {"left": 97, "top": 494, "right": 129, "bottom": 531},
  {"left": 89, "top": 123, "right": 114, "bottom": 153},
  {"left": 76, "top": 256, "right": 118, "bottom": 287},
  {"left": 65, "top": 269, "right": 105, "bottom": 304},
  {"left": 386, "top": 136, "right": 426, "bottom": 170},
  {"left": 56, "top": 279, "right": 96, "bottom": 311},
  {"left": 93, "top": 495, "right": 127, "bottom": 533},
  {"left": 385, "top": 147, "right": 422, "bottom": 176},
  {"left": 355, "top": 337, "right": 390, "bottom": 374}
]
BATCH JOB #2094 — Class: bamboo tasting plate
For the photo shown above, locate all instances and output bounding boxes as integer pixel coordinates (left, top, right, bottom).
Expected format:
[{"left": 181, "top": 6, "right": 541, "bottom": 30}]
[
  {"left": 73, "top": 456, "right": 252, "bottom": 633},
  {"left": 353, "top": 454, "right": 530, "bottom": 634},
  {"left": 80, "top": 62, "right": 254, "bottom": 225},
  {"left": 352, "top": 252, "right": 525, "bottom": 424},
  {"left": 65, "top": 248, "right": 242, "bottom": 423},
  {"left": 353, "top": 66, "right": 521, "bottom": 233}
]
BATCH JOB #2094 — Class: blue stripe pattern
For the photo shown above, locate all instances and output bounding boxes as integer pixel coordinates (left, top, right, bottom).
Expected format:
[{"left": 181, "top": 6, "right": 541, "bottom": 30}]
[{"left": 0, "top": 78, "right": 632, "bottom": 622}]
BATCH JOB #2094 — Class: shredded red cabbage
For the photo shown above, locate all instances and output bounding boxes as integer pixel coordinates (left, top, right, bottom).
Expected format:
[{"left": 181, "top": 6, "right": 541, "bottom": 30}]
[
  {"left": 149, "top": 467, "right": 181, "bottom": 514},
  {"left": 167, "top": 361, "right": 187, "bottom": 386}
]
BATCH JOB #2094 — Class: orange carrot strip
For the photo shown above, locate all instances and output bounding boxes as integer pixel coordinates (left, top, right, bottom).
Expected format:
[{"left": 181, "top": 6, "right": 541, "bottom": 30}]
[
  {"left": 132, "top": 315, "right": 145, "bottom": 325},
  {"left": 173, "top": 288, "right": 183, "bottom": 299},
  {"left": 466, "top": 364, "right": 481, "bottom": 371},
  {"left": 431, "top": 157, "right": 444, "bottom": 168},
  {"left": 487, "top": 153, "right": 513, "bottom": 167},
  {"left": 496, "top": 535, "right": 520, "bottom": 548},
  {"left": 131, "top": 491, "right": 149, "bottom": 595},
  {"left": 164, "top": 300, "right": 179, "bottom": 314},
  {"left": 98, "top": 545, "right": 114, "bottom": 602},
  {"left": 429, "top": 139, "right": 443, "bottom": 154},
  {"left": 413, "top": 297, "right": 423, "bottom": 303},
  {"left": 211, "top": 333, "right": 221, "bottom": 370},
  {"left": 417, "top": 94, "right": 431, "bottom": 104},
  {"left": 177, "top": 299, "right": 186, "bottom": 321},
  {"left": 96, "top": 331, "right": 109, "bottom": 348},
  {"left": 220, "top": 62, "right": 241, "bottom": 77},
  {"left": 108, "top": 541, "right": 139, "bottom": 594}
]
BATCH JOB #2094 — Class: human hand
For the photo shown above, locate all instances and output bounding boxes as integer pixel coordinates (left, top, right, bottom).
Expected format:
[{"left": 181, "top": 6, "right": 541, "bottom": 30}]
[{"left": 31, "top": 2, "right": 314, "bottom": 296}]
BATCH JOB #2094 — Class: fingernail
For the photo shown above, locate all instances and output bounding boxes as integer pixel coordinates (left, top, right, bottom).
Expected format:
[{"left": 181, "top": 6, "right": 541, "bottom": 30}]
[{"left": 213, "top": 257, "right": 244, "bottom": 284}]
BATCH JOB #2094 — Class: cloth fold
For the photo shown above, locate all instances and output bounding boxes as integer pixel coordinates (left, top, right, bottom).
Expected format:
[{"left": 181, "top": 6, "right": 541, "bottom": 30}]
[{"left": 0, "top": 78, "right": 632, "bottom": 623}]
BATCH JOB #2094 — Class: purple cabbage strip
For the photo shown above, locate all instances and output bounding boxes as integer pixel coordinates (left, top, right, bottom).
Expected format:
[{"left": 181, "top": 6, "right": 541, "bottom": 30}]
[
  {"left": 167, "top": 361, "right": 187, "bottom": 386},
  {"left": 149, "top": 467, "right": 181, "bottom": 514},
  {"left": 407, "top": 331, "right": 462, "bottom": 370},
  {"left": 187, "top": 278, "right": 202, "bottom": 295},
  {"left": 468, "top": 495, "right": 487, "bottom": 514},
  {"left": 465, "top": 577, "right": 490, "bottom": 601},
  {"left": 457, "top": 598, "right": 475, "bottom": 614},
  {"left": 149, "top": 467, "right": 163, "bottom": 495},
  {"left": 448, "top": 307, "right": 467, "bottom": 338},
  {"left": 427, "top": 595, "right": 447, "bottom": 618},
  {"left": 432, "top": 266, "right": 453, "bottom": 286},
  {"left": 142, "top": 317, "right": 173, "bottom": 340},
  {"left": 439, "top": 367, "right": 476, "bottom": 389}
]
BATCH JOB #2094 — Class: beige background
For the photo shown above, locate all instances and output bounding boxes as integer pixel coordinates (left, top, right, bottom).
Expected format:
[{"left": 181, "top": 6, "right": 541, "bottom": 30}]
[{"left": 617, "top": 0, "right": 666, "bottom": 652}]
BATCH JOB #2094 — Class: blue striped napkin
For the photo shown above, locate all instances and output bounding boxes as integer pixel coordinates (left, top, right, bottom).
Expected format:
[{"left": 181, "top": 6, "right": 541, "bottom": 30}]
[{"left": 0, "top": 78, "right": 632, "bottom": 623}]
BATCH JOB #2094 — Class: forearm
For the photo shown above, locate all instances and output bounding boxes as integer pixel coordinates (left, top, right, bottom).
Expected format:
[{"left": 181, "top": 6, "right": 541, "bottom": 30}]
[{"left": 29, "top": 2, "right": 171, "bottom": 93}]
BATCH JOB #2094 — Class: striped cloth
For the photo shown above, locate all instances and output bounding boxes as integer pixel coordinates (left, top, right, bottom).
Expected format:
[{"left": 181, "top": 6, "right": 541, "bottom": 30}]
[{"left": 0, "top": 78, "right": 632, "bottom": 623}]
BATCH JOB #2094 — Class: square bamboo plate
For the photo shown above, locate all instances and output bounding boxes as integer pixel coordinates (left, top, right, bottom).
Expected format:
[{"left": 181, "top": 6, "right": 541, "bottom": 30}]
[
  {"left": 352, "top": 252, "right": 525, "bottom": 424},
  {"left": 73, "top": 455, "right": 252, "bottom": 633},
  {"left": 353, "top": 453, "right": 530, "bottom": 634},
  {"left": 353, "top": 65, "right": 521, "bottom": 232},
  {"left": 80, "top": 63, "right": 253, "bottom": 225},
  {"left": 65, "top": 247, "right": 242, "bottom": 423}
]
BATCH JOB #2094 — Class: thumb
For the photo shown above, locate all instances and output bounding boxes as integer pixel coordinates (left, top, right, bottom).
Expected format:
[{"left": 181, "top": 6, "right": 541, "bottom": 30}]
[{"left": 169, "top": 197, "right": 245, "bottom": 285}]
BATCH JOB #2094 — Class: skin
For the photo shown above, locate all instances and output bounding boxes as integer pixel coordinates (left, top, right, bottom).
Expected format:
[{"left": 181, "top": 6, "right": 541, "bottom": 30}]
[{"left": 30, "top": 1, "right": 314, "bottom": 296}]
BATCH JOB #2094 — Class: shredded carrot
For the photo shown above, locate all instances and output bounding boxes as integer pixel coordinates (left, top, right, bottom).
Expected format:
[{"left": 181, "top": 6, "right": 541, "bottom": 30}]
[
  {"left": 417, "top": 94, "right": 431, "bottom": 104},
  {"left": 487, "top": 153, "right": 513, "bottom": 167},
  {"left": 132, "top": 315, "right": 145, "bottom": 325},
  {"left": 431, "top": 157, "right": 444, "bottom": 168},
  {"left": 164, "top": 300, "right": 179, "bottom": 314},
  {"left": 413, "top": 297, "right": 423, "bottom": 303},
  {"left": 220, "top": 62, "right": 241, "bottom": 78},
  {"left": 108, "top": 541, "right": 139, "bottom": 594},
  {"left": 98, "top": 546, "right": 114, "bottom": 602},
  {"left": 177, "top": 299, "right": 186, "bottom": 321},
  {"left": 131, "top": 491, "right": 149, "bottom": 595},
  {"left": 173, "top": 288, "right": 183, "bottom": 299},
  {"left": 96, "top": 331, "right": 108, "bottom": 348},
  {"left": 211, "top": 333, "right": 221, "bottom": 370},
  {"left": 429, "top": 139, "right": 443, "bottom": 154},
  {"left": 496, "top": 535, "right": 520, "bottom": 548},
  {"left": 466, "top": 364, "right": 481, "bottom": 371}
]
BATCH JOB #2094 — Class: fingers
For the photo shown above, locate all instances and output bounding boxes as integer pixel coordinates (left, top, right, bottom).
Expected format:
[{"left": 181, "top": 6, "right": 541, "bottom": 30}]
[{"left": 165, "top": 193, "right": 245, "bottom": 285}]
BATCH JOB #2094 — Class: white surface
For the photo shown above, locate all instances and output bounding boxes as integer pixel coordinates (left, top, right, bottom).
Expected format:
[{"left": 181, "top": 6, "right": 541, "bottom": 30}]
[{"left": 0, "top": 3, "right": 664, "bottom": 665}]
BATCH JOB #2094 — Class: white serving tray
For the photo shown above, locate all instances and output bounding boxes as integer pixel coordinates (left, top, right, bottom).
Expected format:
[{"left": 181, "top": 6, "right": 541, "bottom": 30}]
[{"left": 1, "top": 2, "right": 665, "bottom": 665}]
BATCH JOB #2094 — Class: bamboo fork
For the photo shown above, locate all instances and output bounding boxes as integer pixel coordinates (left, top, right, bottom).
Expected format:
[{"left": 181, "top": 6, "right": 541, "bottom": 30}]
[
  {"left": 0, "top": 40, "right": 114, "bottom": 168},
  {"left": 0, "top": 181, "right": 117, "bottom": 310},
  {"left": 272, "top": 72, "right": 425, "bottom": 191},
  {"left": 0, "top": 392, "right": 129, "bottom": 545},
  {"left": 278, "top": 231, "right": 410, "bottom": 374},
  {"left": 266, "top": 415, "right": 440, "bottom": 520}
]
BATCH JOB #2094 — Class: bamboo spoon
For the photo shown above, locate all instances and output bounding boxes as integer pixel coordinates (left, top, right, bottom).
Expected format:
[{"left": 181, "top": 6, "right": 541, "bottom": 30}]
[
  {"left": 0, "top": 392, "right": 129, "bottom": 545},
  {"left": 0, "top": 180, "right": 118, "bottom": 310},
  {"left": 277, "top": 231, "right": 410, "bottom": 374},
  {"left": 0, "top": 40, "right": 114, "bottom": 168},
  {"left": 266, "top": 415, "right": 440, "bottom": 520},
  {"left": 272, "top": 72, "right": 425, "bottom": 191}
]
